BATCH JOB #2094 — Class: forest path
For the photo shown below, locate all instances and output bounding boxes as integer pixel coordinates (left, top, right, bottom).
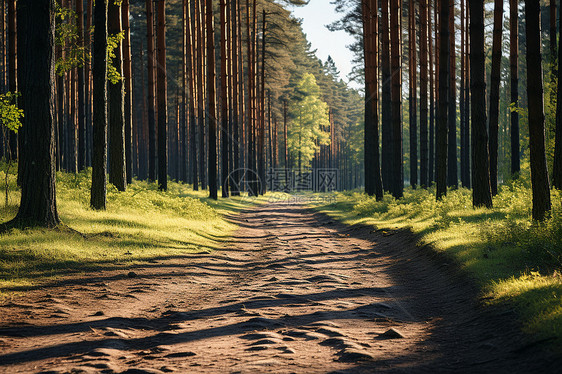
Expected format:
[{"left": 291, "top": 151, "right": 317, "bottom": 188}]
[{"left": 0, "top": 203, "right": 557, "bottom": 373}]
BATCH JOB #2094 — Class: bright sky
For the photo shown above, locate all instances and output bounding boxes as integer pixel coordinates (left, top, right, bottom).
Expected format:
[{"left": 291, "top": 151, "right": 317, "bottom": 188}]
[{"left": 290, "top": 1, "right": 358, "bottom": 88}]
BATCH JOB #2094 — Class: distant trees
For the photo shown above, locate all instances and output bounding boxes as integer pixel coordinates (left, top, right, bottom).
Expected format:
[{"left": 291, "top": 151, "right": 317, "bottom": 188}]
[{"left": 288, "top": 73, "right": 330, "bottom": 170}]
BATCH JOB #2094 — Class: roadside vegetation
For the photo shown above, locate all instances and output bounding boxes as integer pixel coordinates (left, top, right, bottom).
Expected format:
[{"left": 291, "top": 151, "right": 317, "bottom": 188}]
[
  {"left": 0, "top": 165, "right": 260, "bottom": 299},
  {"left": 314, "top": 177, "right": 562, "bottom": 349}
]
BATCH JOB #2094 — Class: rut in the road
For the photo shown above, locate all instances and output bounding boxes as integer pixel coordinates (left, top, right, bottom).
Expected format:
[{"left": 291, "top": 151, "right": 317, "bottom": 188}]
[{"left": 0, "top": 203, "right": 559, "bottom": 373}]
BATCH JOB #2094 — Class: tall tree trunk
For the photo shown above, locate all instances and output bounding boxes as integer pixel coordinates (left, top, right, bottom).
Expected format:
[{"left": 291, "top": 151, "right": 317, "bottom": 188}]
[
  {"left": 7, "top": 0, "right": 17, "bottom": 161},
  {"left": 553, "top": 0, "right": 562, "bottom": 189},
  {"left": 146, "top": 0, "right": 156, "bottom": 182},
  {"left": 436, "top": 0, "right": 449, "bottom": 200},
  {"left": 231, "top": 0, "right": 240, "bottom": 196},
  {"left": 409, "top": 0, "right": 417, "bottom": 189},
  {"left": 188, "top": 0, "right": 198, "bottom": 190},
  {"left": 207, "top": 0, "right": 217, "bottom": 199},
  {"left": 488, "top": 0, "right": 503, "bottom": 196},
  {"left": 122, "top": 0, "right": 133, "bottom": 184},
  {"left": 428, "top": 0, "right": 435, "bottom": 184},
  {"left": 510, "top": 0, "right": 520, "bottom": 177},
  {"left": 11, "top": 0, "right": 59, "bottom": 227},
  {"left": 156, "top": 0, "right": 168, "bottom": 191},
  {"left": 90, "top": 0, "right": 108, "bottom": 210},
  {"left": 463, "top": 3, "right": 471, "bottom": 188},
  {"left": 381, "top": 0, "right": 392, "bottom": 192},
  {"left": 362, "top": 0, "right": 383, "bottom": 199},
  {"left": 420, "top": 0, "right": 429, "bottom": 188},
  {"left": 525, "top": 0, "right": 551, "bottom": 220},
  {"left": 197, "top": 0, "right": 207, "bottom": 189},
  {"left": 77, "top": 0, "right": 86, "bottom": 171},
  {"left": 447, "top": 0, "right": 456, "bottom": 188},
  {"left": 220, "top": 0, "right": 229, "bottom": 198},
  {"left": 108, "top": 0, "right": 126, "bottom": 191},
  {"left": 390, "top": 0, "right": 403, "bottom": 199},
  {"left": 258, "top": 10, "right": 266, "bottom": 195},
  {"left": 469, "top": 0, "right": 492, "bottom": 208}
]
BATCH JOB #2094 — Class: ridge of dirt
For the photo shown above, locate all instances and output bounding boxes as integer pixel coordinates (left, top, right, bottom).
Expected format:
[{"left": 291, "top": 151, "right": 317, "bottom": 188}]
[{"left": 0, "top": 203, "right": 560, "bottom": 373}]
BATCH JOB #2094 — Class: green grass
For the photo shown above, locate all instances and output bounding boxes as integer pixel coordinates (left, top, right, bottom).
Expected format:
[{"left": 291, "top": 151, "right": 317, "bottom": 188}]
[
  {"left": 0, "top": 167, "right": 264, "bottom": 298},
  {"left": 312, "top": 180, "right": 562, "bottom": 350}
]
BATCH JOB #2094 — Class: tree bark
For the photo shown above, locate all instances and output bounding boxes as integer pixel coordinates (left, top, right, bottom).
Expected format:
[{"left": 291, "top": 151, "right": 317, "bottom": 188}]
[
  {"left": 409, "top": 0, "right": 417, "bottom": 189},
  {"left": 420, "top": 0, "right": 429, "bottom": 188},
  {"left": 510, "top": 0, "right": 520, "bottom": 177},
  {"left": 108, "top": 0, "right": 126, "bottom": 191},
  {"left": 488, "top": 0, "right": 503, "bottom": 196},
  {"left": 11, "top": 0, "right": 60, "bottom": 227},
  {"left": 390, "top": 0, "right": 403, "bottom": 199},
  {"left": 207, "top": 0, "right": 217, "bottom": 199},
  {"left": 362, "top": 0, "right": 383, "bottom": 199},
  {"left": 220, "top": 0, "right": 229, "bottom": 197},
  {"left": 469, "top": 0, "right": 492, "bottom": 208},
  {"left": 146, "top": 0, "right": 157, "bottom": 182},
  {"left": 436, "top": 0, "right": 449, "bottom": 200},
  {"left": 447, "top": 0, "right": 456, "bottom": 188},
  {"left": 122, "top": 0, "right": 133, "bottom": 184},
  {"left": 156, "top": 0, "right": 168, "bottom": 191},
  {"left": 90, "top": 0, "right": 108, "bottom": 210},
  {"left": 525, "top": 0, "right": 551, "bottom": 220},
  {"left": 381, "top": 0, "right": 392, "bottom": 192},
  {"left": 553, "top": 0, "right": 562, "bottom": 189},
  {"left": 7, "top": 0, "right": 17, "bottom": 161},
  {"left": 77, "top": 0, "right": 86, "bottom": 171}
]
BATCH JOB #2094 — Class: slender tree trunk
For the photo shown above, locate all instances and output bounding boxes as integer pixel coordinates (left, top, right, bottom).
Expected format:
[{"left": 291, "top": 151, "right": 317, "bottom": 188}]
[
  {"left": 469, "top": 0, "right": 492, "bottom": 208},
  {"left": 510, "top": 0, "right": 520, "bottom": 177},
  {"left": 429, "top": 0, "right": 435, "bottom": 184},
  {"left": 188, "top": 0, "right": 198, "bottom": 190},
  {"left": 77, "top": 0, "right": 86, "bottom": 171},
  {"left": 463, "top": 2, "right": 471, "bottom": 188},
  {"left": 231, "top": 0, "right": 240, "bottom": 196},
  {"left": 11, "top": 0, "right": 59, "bottom": 227},
  {"left": 90, "top": 0, "right": 108, "bottom": 210},
  {"left": 362, "top": 0, "right": 383, "bottom": 199},
  {"left": 525, "top": 0, "right": 551, "bottom": 220},
  {"left": 7, "top": 0, "right": 17, "bottom": 161},
  {"left": 122, "top": 0, "right": 133, "bottom": 184},
  {"left": 108, "top": 0, "right": 126, "bottom": 191},
  {"left": 197, "top": 0, "right": 207, "bottom": 189},
  {"left": 381, "top": 0, "right": 392, "bottom": 192},
  {"left": 207, "top": 0, "right": 217, "bottom": 199},
  {"left": 390, "top": 0, "right": 402, "bottom": 199},
  {"left": 436, "top": 0, "right": 449, "bottom": 200},
  {"left": 409, "top": 0, "right": 417, "bottom": 189},
  {"left": 553, "top": 0, "right": 562, "bottom": 189},
  {"left": 258, "top": 10, "right": 266, "bottom": 195},
  {"left": 488, "top": 0, "right": 503, "bottom": 196},
  {"left": 220, "top": 0, "right": 229, "bottom": 197},
  {"left": 156, "top": 0, "right": 168, "bottom": 190},
  {"left": 146, "top": 0, "right": 156, "bottom": 182},
  {"left": 447, "top": 0, "right": 456, "bottom": 188},
  {"left": 420, "top": 0, "right": 428, "bottom": 188}
]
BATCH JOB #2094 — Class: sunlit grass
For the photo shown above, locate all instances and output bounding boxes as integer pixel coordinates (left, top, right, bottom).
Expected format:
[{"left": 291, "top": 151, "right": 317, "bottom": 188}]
[
  {"left": 313, "top": 181, "right": 562, "bottom": 350},
  {"left": 0, "top": 167, "right": 264, "bottom": 298}
]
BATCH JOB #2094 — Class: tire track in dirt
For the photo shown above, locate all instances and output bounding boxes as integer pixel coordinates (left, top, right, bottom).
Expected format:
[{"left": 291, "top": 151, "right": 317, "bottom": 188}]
[{"left": 0, "top": 203, "right": 559, "bottom": 373}]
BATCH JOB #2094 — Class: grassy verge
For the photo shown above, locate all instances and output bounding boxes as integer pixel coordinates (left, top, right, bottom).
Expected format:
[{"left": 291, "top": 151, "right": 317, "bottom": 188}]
[
  {"left": 312, "top": 180, "right": 562, "bottom": 350},
  {"left": 0, "top": 166, "right": 263, "bottom": 298}
]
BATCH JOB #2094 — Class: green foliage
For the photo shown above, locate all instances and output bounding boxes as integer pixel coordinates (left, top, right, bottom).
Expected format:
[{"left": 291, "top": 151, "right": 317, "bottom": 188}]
[
  {"left": 316, "top": 180, "right": 562, "bottom": 349},
  {"left": 107, "top": 32, "right": 125, "bottom": 84},
  {"left": 0, "top": 92, "right": 23, "bottom": 134},
  {"left": 55, "top": 3, "right": 86, "bottom": 76},
  {"left": 288, "top": 73, "right": 330, "bottom": 168},
  {"left": 0, "top": 166, "right": 262, "bottom": 296}
]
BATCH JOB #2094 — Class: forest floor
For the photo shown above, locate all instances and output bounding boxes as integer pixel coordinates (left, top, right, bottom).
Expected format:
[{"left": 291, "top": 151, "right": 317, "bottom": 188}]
[{"left": 0, "top": 202, "right": 560, "bottom": 373}]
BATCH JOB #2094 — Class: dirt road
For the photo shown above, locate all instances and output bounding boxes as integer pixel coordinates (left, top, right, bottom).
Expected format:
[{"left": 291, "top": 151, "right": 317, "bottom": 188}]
[{"left": 0, "top": 203, "right": 558, "bottom": 373}]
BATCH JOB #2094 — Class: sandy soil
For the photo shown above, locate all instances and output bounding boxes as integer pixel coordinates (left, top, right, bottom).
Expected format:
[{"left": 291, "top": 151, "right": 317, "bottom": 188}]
[{"left": 0, "top": 203, "right": 559, "bottom": 373}]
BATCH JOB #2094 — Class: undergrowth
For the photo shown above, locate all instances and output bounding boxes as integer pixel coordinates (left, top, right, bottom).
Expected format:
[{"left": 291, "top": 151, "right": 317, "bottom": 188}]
[{"left": 314, "top": 180, "right": 562, "bottom": 350}]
